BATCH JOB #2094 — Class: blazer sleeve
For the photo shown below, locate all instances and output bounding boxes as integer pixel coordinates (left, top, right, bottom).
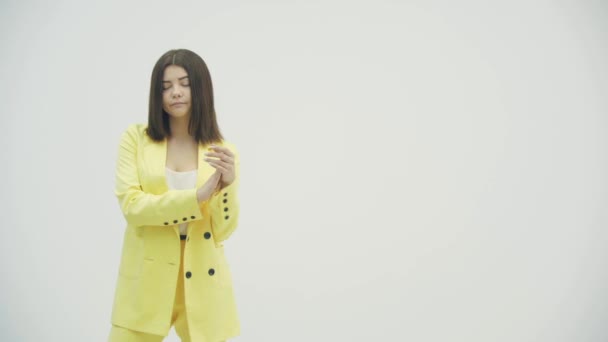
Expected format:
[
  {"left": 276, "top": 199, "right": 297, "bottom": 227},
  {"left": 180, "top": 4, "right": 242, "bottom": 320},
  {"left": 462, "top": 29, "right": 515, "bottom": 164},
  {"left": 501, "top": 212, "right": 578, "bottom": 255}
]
[
  {"left": 208, "top": 143, "right": 240, "bottom": 244},
  {"left": 114, "top": 124, "right": 204, "bottom": 228}
]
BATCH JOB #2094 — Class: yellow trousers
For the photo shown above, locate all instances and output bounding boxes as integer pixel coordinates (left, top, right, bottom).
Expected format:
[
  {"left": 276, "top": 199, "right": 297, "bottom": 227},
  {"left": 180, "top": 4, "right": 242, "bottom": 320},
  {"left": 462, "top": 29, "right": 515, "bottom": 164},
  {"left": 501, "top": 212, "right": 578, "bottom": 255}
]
[{"left": 108, "top": 239, "right": 226, "bottom": 342}]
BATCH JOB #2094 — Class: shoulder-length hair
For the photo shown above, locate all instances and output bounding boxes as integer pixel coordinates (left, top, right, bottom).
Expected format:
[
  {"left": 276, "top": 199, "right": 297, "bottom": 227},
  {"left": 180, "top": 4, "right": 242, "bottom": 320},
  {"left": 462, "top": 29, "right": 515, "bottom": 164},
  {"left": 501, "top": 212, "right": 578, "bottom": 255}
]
[{"left": 145, "top": 49, "right": 224, "bottom": 145}]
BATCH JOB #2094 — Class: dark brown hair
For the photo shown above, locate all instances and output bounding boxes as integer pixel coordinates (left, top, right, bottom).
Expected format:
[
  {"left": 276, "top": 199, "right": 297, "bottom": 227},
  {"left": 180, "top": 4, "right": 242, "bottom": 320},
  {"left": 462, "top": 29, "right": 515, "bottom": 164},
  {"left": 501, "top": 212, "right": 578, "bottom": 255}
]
[{"left": 145, "top": 49, "right": 224, "bottom": 145}]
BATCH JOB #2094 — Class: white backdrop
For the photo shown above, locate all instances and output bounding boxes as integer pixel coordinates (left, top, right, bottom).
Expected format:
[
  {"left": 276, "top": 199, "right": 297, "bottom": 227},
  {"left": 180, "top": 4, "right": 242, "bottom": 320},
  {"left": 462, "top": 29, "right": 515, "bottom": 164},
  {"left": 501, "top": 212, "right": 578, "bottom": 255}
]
[{"left": 1, "top": 0, "right": 607, "bottom": 341}]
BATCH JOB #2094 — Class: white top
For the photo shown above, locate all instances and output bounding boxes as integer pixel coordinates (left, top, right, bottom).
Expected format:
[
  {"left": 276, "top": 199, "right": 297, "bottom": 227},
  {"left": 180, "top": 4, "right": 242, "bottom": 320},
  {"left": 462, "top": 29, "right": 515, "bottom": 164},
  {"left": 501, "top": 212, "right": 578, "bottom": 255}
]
[{"left": 165, "top": 167, "right": 198, "bottom": 235}]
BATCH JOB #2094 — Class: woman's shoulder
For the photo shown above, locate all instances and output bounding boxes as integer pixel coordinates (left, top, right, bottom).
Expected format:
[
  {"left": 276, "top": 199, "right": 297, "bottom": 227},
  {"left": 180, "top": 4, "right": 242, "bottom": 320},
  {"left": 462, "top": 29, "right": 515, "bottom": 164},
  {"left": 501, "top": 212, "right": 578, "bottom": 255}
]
[
  {"left": 119, "top": 123, "right": 148, "bottom": 140},
  {"left": 117, "top": 123, "right": 149, "bottom": 148},
  {"left": 123, "top": 122, "right": 147, "bottom": 135}
]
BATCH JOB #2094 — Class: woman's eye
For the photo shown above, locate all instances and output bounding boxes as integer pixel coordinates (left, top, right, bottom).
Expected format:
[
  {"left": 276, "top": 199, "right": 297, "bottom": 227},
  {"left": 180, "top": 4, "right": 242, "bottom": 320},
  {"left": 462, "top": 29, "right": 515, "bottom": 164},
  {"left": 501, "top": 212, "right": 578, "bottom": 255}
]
[{"left": 163, "top": 84, "right": 189, "bottom": 90}]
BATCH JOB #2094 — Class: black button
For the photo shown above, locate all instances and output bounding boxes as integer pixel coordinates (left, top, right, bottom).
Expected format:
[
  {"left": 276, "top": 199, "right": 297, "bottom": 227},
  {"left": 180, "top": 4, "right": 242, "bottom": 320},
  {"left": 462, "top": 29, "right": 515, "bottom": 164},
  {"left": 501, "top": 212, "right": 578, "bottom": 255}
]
[
  {"left": 224, "top": 207, "right": 228, "bottom": 212},
  {"left": 182, "top": 217, "right": 187, "bottom": 221},
  {"left": 208, "top": 268, "right": 215, "bottom": 276},
  {"left": 191, "top": 215, "right": 196, "bottom": 219},
  {"left": 204, "top": 232, "right": 211, "bottom": 239},
  {"left": 223, "top": 199, "right": 227, "bottom": 203},
  {"left": 225, "top": 215, "right": 229, "bottom": 220},
  {"left": 173, "top": 220, "right": 178, "bottom": 224},
  {"left": 223, "top": 192, "right": 227, "bottom": 197},
  {"left": 164, "top": 222, "right": 169, "bottom": 225},
  {"left": 185, "top": 271, "right": 192, "bottom": 278}
]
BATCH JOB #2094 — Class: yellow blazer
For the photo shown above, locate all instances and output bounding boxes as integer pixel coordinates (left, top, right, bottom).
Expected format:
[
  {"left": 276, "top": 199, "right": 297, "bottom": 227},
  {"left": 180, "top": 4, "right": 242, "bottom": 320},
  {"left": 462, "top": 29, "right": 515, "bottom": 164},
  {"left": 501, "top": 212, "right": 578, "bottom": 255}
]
[{"left": 110, "top": 123, "right": 240, "bottom": 341}]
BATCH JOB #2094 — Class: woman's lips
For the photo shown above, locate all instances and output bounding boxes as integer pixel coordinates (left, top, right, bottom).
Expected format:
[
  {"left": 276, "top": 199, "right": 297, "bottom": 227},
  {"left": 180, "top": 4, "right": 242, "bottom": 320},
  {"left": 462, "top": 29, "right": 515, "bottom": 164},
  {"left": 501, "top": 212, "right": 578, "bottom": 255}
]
[{"left": 172, "top": 103, "right": 186, "bottom": 106}]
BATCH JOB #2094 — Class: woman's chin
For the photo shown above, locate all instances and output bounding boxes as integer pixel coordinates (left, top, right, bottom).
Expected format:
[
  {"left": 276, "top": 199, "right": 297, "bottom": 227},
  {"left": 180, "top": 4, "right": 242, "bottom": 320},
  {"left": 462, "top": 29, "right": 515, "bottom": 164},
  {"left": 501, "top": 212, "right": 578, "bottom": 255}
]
[{"left": 168, "top": 110, "right": 191, "bottom": 118}]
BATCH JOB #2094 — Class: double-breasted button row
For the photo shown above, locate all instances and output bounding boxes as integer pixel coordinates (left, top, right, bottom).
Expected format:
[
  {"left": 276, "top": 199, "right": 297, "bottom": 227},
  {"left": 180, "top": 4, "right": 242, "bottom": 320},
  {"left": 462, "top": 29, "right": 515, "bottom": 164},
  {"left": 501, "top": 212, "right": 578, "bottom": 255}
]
[
  {"left": 183, "top": 232, "right": 211, "bottom": 241},
  {"left": 180, "top": 232, "right": 211, "bottom": 243},
  {"left": 223, "top": 192, "right": 230, "bottom": 220},
  {"left": 164, "top": 215, "right": 197, "bottom": 226},
  {"left": 185, "top": 268, "right": 216, "bottom": 279}
]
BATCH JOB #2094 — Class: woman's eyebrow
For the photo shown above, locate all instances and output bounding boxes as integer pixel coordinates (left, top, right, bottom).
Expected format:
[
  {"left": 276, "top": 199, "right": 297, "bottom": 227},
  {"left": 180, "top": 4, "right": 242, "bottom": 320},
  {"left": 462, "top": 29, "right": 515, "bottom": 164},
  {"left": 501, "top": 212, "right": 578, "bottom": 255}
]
[{"left": 162, "top": 76, "right": 189, "bottom": 83}]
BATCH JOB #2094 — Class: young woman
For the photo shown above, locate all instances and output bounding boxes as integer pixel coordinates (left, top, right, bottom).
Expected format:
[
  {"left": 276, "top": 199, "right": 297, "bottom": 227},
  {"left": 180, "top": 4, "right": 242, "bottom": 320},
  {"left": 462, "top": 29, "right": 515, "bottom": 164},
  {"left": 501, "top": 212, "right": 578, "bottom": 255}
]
[{"left": 108, "top": 49, "right": 241, "bottom": 342}]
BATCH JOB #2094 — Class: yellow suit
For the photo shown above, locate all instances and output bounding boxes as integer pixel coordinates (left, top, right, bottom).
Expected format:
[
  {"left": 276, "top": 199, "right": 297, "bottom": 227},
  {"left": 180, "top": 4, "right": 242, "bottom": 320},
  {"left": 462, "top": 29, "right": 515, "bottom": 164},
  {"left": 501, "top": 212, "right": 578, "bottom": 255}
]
[{"left": 110, "top": 123, "right": 241, "bottom": 341}]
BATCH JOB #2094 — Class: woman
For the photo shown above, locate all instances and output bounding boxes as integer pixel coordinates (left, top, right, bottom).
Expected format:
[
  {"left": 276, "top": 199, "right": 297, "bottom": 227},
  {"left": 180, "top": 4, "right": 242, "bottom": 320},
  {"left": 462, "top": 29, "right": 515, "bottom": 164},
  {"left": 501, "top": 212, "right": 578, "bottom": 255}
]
[{"left": 108, "top": 49, "right": 241, "bottom": 342}]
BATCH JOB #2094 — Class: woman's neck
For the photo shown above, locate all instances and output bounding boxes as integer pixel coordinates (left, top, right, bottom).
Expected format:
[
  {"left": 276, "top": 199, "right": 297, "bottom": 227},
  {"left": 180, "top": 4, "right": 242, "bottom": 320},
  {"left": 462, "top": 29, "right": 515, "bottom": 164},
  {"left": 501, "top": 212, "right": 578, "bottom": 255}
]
[{"left": 169, "top": 115, "right": 194, "bottom": 142}]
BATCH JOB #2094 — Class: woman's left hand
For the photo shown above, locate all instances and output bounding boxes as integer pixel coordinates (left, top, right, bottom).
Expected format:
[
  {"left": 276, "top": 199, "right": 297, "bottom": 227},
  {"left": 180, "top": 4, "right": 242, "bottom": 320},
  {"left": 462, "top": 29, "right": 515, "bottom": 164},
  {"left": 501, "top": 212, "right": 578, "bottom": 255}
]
[{"left": 204, "top": 145, "right": 236, "bottom": 187}]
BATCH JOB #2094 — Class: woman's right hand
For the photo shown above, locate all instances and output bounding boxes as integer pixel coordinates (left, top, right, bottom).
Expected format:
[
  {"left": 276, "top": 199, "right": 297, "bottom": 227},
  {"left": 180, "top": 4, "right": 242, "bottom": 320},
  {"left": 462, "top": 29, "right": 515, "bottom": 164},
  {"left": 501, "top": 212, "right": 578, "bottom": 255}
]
[{"left": 197, "top": 169, "right": 222, "bottom": 203}]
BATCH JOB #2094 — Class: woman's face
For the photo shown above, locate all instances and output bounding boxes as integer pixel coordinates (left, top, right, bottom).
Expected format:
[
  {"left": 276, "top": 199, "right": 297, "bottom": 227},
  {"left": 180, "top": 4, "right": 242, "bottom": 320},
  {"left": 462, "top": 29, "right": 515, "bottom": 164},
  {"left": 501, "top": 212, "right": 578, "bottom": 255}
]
[{"left": 162, "top": 65, "right": 192, "bottom": 119}]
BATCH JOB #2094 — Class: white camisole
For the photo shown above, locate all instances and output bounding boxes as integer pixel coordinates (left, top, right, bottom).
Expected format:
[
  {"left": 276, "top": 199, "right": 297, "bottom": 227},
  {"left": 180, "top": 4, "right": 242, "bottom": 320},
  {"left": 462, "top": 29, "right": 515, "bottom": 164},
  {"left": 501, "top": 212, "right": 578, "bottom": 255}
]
[{"left": 165, "top": 167, "right": 198, "bottom": 235}]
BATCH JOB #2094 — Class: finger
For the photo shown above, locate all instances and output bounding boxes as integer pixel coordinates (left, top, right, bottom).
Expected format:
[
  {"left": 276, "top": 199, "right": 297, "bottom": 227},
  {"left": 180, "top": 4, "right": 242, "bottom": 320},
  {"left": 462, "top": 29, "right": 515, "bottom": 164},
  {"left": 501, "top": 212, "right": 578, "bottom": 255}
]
[
  {"left": 208, "top": 151, "right": 233, "bottom": 164},
  {"left": 207, "top": 159, "right": 229, "bottom": 173},
  {"left": 207, "top": 158, "right": 232, "bottom": 172},
  {"left": 209, "top": 145, "right": 235, "bottom": 158},
  {"left": 204, "top": 157, "right": 229, "bottom": 169},
  {"left": 209, "top": 163, "right": 228, "bottom": 174},
  {"left": 204, "top": 151, "right": 234, "bottom": 164}
]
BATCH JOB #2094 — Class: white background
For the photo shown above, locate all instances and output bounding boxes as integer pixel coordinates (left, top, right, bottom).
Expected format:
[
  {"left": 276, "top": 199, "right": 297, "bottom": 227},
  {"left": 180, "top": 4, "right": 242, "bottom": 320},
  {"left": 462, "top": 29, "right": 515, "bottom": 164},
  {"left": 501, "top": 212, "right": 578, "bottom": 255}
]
[{"left": 1, "top": 0, "right": 607, "bottom": 341}]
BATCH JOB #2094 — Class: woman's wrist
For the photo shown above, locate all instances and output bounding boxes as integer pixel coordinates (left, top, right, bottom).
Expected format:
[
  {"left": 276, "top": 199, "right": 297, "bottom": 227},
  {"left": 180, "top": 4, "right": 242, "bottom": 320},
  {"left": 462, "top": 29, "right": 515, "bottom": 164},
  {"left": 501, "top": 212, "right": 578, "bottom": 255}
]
[{"left": 197, "top": 187, "right": 211, "bottom": 203}]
